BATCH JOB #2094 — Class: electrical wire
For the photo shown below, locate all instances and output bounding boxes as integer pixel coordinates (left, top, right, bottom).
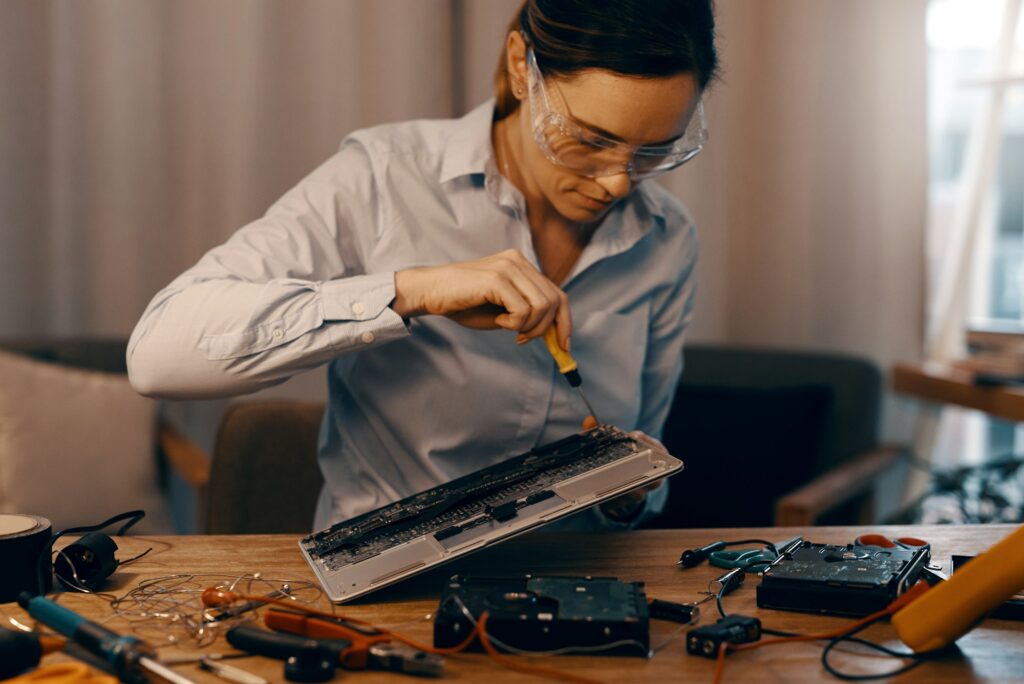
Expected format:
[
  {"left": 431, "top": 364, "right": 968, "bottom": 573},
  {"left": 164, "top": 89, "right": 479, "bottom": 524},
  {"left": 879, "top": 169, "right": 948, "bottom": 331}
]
[
  {"left": 719, "top": 539, "right": 779, "bottom": 557},
  {"left": 476, "top": 612, "right": 605, "bottom": 684},
  {"left": 104, "top": 574, "right": 322, "bottom": 648},
  {"left": 202, "top": 585, "right": 681, "bottom": 683},
  {"left": 36, "top": 510, "right": 148, "bottom": 596},
  {"left": 441, "top": 594, "right": 650, "bottom": 658},
  {"left": 819, "top": 616, "right": 933, "bottom": 681},
  {"left": 710, "top": 582, "right": 932, "bottom": 684}
]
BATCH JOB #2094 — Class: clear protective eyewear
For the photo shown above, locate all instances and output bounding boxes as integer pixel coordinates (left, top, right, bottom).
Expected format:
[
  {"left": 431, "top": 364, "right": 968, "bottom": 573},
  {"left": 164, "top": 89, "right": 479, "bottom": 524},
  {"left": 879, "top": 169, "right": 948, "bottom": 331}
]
[{"left": 525, "top": 48, "right": 707, "bottom": 181}]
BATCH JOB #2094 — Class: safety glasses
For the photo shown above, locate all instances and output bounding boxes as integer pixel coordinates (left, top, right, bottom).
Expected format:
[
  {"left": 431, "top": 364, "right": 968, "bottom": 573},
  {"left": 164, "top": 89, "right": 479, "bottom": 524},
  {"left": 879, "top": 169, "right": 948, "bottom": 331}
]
[{"left": 525, "top": 48, "right": 707, "bottom": 181}]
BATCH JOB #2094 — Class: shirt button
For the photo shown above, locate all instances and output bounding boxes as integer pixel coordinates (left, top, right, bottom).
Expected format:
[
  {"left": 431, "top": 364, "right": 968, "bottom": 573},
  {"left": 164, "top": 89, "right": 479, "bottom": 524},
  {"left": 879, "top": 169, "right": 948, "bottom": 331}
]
[
  {"left": 361, "top": 332, "right": 375, "bottom": 344},
  {"left": 352, "top": 302, "right": 366, "bottom": 315},
  {"left": 272, "top": 328, "right": 284, "bottom": 341}
]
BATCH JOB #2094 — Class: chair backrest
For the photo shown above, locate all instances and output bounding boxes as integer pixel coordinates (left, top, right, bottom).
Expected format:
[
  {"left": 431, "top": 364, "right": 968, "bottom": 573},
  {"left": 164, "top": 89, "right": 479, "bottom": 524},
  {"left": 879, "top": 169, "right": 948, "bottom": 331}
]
[
  {"left": 647, "top": 344, "right": 883, "bottom": 528},
  {"left": 203, "top": 400, "right": 325, "bottom": 534},
  {"left": 0, "top": 338, "right": 128, "bottom": 374}
]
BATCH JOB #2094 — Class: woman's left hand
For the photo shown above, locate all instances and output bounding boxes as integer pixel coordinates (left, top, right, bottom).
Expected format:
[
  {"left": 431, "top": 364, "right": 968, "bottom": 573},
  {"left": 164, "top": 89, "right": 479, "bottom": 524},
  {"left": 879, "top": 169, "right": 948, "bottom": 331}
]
[{"left": 598, "top": 430, "right": 667, "bottom": 521}]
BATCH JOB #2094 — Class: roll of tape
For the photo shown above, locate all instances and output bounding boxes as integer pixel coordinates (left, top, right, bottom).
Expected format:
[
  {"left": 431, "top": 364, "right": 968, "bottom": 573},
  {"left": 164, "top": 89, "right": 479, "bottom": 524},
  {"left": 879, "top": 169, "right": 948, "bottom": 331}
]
[{"left": 0, "top": 514, "right": 52, "bottom": 603}]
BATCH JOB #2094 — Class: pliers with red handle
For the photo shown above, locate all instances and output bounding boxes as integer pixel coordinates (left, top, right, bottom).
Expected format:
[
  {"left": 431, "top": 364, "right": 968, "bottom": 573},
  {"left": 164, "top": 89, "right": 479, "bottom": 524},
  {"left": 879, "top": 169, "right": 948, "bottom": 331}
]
[{"left": 263, "top": 608, "right": 444, "bottom": 677}]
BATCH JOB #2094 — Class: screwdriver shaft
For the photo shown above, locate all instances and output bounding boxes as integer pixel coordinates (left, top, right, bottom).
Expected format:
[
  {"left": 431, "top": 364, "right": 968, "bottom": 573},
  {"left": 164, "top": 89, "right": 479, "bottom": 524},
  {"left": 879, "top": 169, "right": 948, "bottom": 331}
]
[{"left": 577, "top": 388, "right": 599, "bottom": 424}]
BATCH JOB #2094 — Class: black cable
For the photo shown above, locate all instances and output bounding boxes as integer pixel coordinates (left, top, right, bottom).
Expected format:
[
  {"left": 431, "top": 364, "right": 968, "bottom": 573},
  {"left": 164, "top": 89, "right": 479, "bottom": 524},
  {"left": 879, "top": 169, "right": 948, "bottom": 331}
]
[
  {"left": 723, "top": 539, "right": 779, "bottom": 556},
  {"left": 820, "top": 614, "right": 932, "bottom": 681},
  {"left": 36, "top": 510, "right": 146, "bottom": 595},
  {"left": 715, "top": 562, "right": 932, "bottom": 665}
]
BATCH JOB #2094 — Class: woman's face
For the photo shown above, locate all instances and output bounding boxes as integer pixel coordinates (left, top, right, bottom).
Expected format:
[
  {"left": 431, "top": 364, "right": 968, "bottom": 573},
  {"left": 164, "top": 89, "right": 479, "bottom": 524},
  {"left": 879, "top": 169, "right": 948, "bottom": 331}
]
[{"left": 506, "top": 35, "right": 700, "bottom": 224}]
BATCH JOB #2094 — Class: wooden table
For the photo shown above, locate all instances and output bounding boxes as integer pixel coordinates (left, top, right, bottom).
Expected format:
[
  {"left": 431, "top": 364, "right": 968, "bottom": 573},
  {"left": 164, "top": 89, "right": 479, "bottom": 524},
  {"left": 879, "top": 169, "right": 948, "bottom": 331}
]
[
  {"left": 4, "top": 526, "right": 1022, "bottom": 683},
  {"left": 892, "top": 362, "right": 1024, "bottom": 423}
]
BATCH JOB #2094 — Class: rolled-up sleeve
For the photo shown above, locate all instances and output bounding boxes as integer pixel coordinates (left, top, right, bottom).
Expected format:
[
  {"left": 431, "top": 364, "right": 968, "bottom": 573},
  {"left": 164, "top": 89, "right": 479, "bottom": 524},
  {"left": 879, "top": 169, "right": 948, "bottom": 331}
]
[{"left": 128, "top": 140, "right": 409, "bottom": 399}]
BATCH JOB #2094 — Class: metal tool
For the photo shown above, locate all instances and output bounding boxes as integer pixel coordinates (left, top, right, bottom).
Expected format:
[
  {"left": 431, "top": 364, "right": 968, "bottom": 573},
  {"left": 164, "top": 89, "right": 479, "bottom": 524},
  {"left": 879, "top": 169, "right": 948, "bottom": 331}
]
[
  {"left": 199, "top": 656, "right": 269, "bottom": 684},
  {"left": 264, "top": 608, "right": 444, "bottom": 677},
  {"left": 542, "top": 326, "right": 599, "bottom": 423},
  {"left": 693, "top": 567, "right": 746, "bottom": 607},
  {"left": 17, "top": 592, "right": 196, "bottom": 684},
  {"left": 204, "top": 586, "right": 293, "bottom": 623}
]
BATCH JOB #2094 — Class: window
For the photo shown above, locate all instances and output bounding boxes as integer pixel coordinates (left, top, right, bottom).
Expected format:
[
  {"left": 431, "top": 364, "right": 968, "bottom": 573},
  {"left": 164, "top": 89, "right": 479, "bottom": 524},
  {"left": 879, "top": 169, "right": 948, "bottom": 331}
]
[{"left": 927, "top": 0, "right": 1024, "bottom": 465}]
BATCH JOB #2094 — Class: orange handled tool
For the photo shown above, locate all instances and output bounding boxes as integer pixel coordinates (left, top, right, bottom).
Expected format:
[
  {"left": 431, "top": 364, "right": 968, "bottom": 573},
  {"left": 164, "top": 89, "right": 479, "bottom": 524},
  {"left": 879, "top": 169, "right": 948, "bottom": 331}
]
[
  {"left": 542, "top": 327, "right": 599, "bottom": 426},
  {"left": 263, "top": 609, "right": 444, "bottom": 676}
]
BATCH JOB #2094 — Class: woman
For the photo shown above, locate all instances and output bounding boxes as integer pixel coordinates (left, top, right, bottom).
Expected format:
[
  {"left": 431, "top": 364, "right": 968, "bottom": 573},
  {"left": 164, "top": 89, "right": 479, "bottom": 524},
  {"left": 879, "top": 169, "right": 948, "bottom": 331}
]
[{"left": 128, "top": 0, "right": 718, "bottom": 530}]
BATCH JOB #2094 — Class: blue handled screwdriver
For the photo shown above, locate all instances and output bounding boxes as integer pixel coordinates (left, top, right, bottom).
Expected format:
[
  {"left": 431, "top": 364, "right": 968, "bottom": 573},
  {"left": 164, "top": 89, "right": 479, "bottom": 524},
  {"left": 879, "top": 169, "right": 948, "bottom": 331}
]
[{"left": 17, "top": 592, "right": 196, "bottom": 684}]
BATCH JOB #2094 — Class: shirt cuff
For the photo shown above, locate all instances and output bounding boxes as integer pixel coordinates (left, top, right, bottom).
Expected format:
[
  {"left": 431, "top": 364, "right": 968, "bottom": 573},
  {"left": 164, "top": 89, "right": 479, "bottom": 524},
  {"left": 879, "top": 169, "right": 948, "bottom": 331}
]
[{"left": 320, "top": 272, "right": 409, "bottom": 352}]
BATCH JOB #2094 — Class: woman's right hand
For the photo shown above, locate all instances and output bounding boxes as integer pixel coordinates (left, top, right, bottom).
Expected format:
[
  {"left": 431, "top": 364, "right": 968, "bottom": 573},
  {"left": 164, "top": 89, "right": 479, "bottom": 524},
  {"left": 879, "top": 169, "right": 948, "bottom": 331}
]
[{"left": 392, "top": 249, "right": 571, "bottom": 348}]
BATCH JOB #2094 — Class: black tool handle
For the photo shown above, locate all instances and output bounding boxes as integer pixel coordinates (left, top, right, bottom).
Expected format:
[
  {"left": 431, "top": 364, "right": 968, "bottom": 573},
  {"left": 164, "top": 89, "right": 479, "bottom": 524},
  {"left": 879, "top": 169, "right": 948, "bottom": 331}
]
[
  {"left": 0, "top": 628, "right": 43, "bottom": 679},
  {"left": 679, "top": 541, "right": 726, "bottom": 567},
  {"left": 226, "top": 624, "right": 349, "bottom": 661},
  {"left": 712, "top": 567, "right": 745, "bottom": 595}
]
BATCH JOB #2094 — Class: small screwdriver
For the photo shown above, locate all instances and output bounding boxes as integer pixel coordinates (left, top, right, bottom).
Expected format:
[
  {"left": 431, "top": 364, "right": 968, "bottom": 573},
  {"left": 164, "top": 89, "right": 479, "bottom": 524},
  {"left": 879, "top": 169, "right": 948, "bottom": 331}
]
[{"left": 542, "top": 327, "right": 599, "bottom": 427}]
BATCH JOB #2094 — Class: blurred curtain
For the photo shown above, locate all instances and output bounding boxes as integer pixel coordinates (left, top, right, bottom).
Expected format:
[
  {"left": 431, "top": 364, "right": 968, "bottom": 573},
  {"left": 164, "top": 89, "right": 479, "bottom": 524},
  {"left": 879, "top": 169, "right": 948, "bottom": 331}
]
[
  {"left": 664, "top": 0, "right": 928, "bottom": 369},
  {"left": 0, "top": 0, "right": 520, "bottom": 337},
  {"left": 1, "top": 0, "right": 926, "bottom": 387}
]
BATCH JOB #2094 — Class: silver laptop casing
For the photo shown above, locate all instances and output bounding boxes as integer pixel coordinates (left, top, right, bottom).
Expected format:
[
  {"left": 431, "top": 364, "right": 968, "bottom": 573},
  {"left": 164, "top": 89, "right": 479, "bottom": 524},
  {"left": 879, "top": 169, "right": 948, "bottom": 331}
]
[{"left": 299, "top": 426, "right": 682, "bottom": 603}]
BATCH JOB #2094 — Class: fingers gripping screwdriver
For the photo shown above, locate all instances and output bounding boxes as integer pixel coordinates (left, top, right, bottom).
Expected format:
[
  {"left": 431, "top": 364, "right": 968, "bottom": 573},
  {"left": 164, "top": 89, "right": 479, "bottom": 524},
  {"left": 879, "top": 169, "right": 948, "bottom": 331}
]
[{"left": 542, "top": 327, "right": 599, "bottom": 425}]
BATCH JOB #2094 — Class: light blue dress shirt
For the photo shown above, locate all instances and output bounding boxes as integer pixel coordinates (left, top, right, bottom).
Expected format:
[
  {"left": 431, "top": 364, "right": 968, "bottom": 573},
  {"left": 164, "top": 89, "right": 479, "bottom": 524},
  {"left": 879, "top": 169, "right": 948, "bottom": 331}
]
[{"left": 128, "top": 100, "right": 698, "bottom": 531}]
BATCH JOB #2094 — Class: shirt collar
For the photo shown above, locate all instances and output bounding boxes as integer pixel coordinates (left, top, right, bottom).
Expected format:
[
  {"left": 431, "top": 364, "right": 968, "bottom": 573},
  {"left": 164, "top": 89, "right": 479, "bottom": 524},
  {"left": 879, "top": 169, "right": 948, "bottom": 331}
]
[{"left": 439, "top": 100, "right": 496, "bottom": 184}]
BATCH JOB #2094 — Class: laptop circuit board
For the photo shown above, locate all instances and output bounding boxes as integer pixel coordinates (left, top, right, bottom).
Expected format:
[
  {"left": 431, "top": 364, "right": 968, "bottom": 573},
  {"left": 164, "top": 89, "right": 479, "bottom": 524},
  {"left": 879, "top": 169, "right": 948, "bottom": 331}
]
[{"left": 302, "top": 425, "right": 646, "bottom": 572}]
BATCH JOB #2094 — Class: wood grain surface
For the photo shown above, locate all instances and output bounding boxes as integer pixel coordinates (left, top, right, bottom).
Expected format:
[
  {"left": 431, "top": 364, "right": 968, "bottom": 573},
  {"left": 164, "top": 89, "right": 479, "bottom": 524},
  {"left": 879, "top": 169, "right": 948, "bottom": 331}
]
[
  {"left": 892, "top": 362, "right": 1024, "bottom": 422},
  {"left": 4, "top": 526, "right": 1022, "bottom": 683}
]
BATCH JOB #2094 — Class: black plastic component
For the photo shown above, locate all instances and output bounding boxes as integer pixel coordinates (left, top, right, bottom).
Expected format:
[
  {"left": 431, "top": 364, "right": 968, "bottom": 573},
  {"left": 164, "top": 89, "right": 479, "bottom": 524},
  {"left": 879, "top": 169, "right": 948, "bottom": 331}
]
[
  {"left": 756, "top": 541, "right": 930, "bottom": 617},
  {"left": 712, "top": 567, "right": 745, "bottom": 595},
  {"left": 487, "top": 501, "right": 519, "bottom": 522},
  {"left": 648, "top": 599, "right": 699, "bottom": 624},
  {"left": 678, "top": 541, "right": 727, "bottom": 568},
  {"left": 285, "top": 654, "right": 335, "bottom": 683},
  {"left": 952, "top": 555, "right": 1024, "bottom": 621},
  {"left": 686, "top": 615, "right": 762, "bottom": 658},
  {"left": 434, "top": 525, "right": 462, "bottom": 541},
  {"left": 227, "top": 624, "right": 349, "bottom": 681},
  {"left": 524, "top": 490, "right": 555, "bottom": 506},
  {"left": 53, "top": 533, "right": 120, "bottom": 591},
  {"left": 0, "top": 628, "right": 43, "bottom": 678},
  {"left": 434, "top": 575, "right": 650, "bottom": 656}
]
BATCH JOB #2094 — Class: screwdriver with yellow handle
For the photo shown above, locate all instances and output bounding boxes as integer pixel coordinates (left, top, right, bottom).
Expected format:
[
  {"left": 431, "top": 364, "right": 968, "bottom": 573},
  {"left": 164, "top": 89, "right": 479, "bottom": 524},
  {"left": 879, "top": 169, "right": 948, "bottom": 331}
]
[{"left": 542, "top": 327, "right": 600, "bottom": 429}]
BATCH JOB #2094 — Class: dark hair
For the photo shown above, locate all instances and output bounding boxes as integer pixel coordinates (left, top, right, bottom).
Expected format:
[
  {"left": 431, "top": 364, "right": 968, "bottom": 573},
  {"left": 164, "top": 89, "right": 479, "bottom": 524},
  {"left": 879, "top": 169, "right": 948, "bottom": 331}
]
[{"left": 494, "top": 0, "right": 718, "bottom": 120}]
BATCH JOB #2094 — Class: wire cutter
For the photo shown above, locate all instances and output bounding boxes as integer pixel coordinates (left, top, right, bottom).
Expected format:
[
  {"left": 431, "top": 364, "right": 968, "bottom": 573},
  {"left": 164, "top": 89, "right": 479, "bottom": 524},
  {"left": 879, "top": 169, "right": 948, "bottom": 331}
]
[
  {"left": 854, "top": 534, "right": 930, "bottom": 552},
  {"left": 263, "top": 608, "right": 444, "bottom": 677}
]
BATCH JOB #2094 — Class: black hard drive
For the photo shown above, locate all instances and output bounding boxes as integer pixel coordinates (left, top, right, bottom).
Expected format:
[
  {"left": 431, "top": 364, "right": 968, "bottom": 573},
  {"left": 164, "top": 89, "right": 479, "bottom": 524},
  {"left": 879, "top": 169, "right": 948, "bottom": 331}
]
[
  {"left": 434, "top": 575, "right": 650, "bottom": 656},
  {"left": 756, "top": 541, "right": 930, "bottom": 617}
]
